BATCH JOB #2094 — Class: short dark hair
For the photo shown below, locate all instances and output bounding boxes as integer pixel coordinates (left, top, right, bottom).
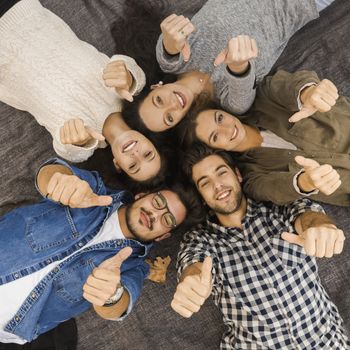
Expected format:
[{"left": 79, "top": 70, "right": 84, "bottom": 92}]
[
  {"left": 182, "top": 142, "right": 236, "bottom": 182},
  {"left": 176, "top": 92, "right": 220, "bottom": 149}
]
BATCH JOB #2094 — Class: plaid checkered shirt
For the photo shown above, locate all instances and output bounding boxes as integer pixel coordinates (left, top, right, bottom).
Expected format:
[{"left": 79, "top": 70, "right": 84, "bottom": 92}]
[{"left": 177, "top": 198, "right": 349, "bottom": 349}]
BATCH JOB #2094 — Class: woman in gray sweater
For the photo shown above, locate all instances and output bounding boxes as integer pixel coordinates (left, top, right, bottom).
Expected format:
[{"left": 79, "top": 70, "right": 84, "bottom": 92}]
[{"left": 121, "top": 0, "right": 324, "bottom": 133}]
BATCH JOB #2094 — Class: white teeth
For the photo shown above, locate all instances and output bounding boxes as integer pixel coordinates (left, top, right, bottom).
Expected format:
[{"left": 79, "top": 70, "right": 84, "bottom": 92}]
[
  {"left": 124, "top": 141, "right": 137, "bottom": 152},
  {"left": 231, "top": 127, "right": 237, "bottom": 140},
  {"left": 217, "top": 191, "right": 230, "bottom": 200},
  {"left": 175, "top": 92, "right": 184, "bottom": 108}
]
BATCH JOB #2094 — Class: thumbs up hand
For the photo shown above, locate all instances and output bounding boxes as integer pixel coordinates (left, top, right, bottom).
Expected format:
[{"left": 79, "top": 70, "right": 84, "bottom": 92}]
[
  {"left": 282, "top": 225, "right": 345, "bottom": 258},
  {"left": 46, "top": 172, "right": 112, "bottom": 208},
  {"left": 60, "top": 119, "right": 105, "bottom": 147},
  {"left": 295, "top": 156, "right": 341, "bottom": 195},
  {"left": 214, "top": 35, "right": 258, "bottom": 75},
  {"left": 171, "top": 256, "right": 213, "bottom": 318},
  {"left": 289, "top": 79, "right": 339, "bottom": 122},
  {"left": 83, "top": 247, "right": 133, "bottom": 306},
  {"left": 160, "top": 14, "right": 195, "bottom": 62}
]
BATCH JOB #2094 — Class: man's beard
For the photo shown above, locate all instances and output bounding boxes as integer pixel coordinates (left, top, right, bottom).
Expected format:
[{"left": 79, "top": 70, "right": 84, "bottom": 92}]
[
  {"left": 125, "top": 205, "right": 152, "bottom": 243},
  {"left": 212, "top": 188, "right": 243, "bottom": 215}
]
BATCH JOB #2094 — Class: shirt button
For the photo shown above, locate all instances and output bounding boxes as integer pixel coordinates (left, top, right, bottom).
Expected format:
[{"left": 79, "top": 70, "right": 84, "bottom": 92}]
[
  {"left": 31, "top": 292, "right": 37, "bottom": 299},
  {"left": 78, "top": 242, "right": 83, "bottom": 247},
  {"left": 15, "top": 316, "right": 20, "bottom": 322},
  {"left": 53, "top": 267, "right": 59, "bottom": 273},
  {"left": 116, "top": 241, "right": 121, "bottom": 246},
  {"left": 46, "top": 259, "right": 52, "bottom": 264},
  {"left": 287, "top": 311, "right": 293, "bottom": 318},
  {"left": 14, "top": 273, "right": 19, "bottom": 279}
]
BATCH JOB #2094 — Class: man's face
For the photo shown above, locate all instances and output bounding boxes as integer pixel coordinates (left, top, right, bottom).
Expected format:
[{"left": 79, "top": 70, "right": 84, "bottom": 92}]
[
  {"left": 125, "top": 190, "right": 187, "bottom": 242},
  {"left": 139, "top": 83, "right": 194, "bottom": 132},
  {"left": 192, "top": 155, "right": 242, "bottom": 215}
]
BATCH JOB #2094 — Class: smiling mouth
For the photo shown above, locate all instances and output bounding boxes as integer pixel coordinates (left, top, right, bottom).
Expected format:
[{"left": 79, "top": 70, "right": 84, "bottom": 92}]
[
  {"left": 216, "top": 190, "right": 231, "bottom": 201},
  {"left": 230, "top": 126, "right": 238, "bottom": 141},
  {"left": 174, "top": 91, "right": 186, "bottom": 109},
  {"left": 122, "top": 140, "right": 137, "bottom": 153}
]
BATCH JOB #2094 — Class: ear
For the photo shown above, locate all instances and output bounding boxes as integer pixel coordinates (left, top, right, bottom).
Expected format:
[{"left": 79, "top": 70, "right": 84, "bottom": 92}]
[
  {"left": 150, "top": 81, "right": 164, "bottom": 90},
  {"left": 234, "top": 167, "right": 243, "bottom": 183},
  {"left": 155, "top": 232, "right": 171, "bottom": 242},
  {"left": 113, "top": 158, "right": 122, "bottom": 173},
  {"left": 135, "top": 192, "right": 147, "bottom": 200}
]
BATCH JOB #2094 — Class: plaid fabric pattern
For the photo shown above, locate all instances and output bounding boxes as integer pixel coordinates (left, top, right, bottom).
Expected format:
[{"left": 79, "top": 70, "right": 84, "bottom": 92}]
[{"left": 177, "top": 198, "right": 349, "bottom": 349}]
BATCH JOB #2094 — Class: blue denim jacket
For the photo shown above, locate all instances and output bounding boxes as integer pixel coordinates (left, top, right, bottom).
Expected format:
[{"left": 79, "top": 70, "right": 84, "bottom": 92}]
[{"left": 0, "top": 159, "right": 152, "bottom": 342}]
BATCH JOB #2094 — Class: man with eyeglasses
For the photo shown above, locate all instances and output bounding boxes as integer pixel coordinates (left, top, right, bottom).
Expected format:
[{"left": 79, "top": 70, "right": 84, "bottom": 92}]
[{"left": 0, "top": 158, "right": 196, "bottom": 345}]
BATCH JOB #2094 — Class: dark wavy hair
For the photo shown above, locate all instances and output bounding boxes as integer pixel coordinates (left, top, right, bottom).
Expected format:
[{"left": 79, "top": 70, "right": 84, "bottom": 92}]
[
  {"left": 176, "top": 92, "right": 220, "bottom": 149},
  {"left": 182, "top": 142, "right": 236, "bottom": 182}
]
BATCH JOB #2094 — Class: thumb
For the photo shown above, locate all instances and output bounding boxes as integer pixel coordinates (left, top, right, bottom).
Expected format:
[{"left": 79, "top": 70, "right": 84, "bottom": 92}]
[
  {"left": 294, "top": 155, "right": 320, "bottom": 170},
  {"left": 288, "top": 108, "right": 314, "bottom": 123},
  {"left": 86, "top": 126, "right": 105, "bottom": 142},
  {"left": 281, "top": 231, "right": 304, "bottom": 247},
  {"left": 214, "top": 48, "right": 227, "bottom": 67},
  {"left": 200, "top": 256, "right": 213, "bottom": 286},
  {"left": 98, "top": 246, "right": 133, "bottom": 271},
  {"left": 84, "top": 193, "right": 113, "bottom": 207},
  {"left": 116, "top": 88, "right": 134, "bottom": 102},
  {"left": 181, "top": 42, "right": 191, "bottom": 62}
]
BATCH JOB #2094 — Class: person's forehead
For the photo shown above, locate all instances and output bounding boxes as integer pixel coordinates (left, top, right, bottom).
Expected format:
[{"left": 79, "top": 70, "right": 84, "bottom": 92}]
[{"left": 193, "top": 155, "right": 227, "bottom": 177}]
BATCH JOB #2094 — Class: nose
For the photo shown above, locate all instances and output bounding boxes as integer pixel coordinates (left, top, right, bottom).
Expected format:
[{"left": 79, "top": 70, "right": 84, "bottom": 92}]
[{"left": 218, "top": 126, "right": 232, "bottom": 139}]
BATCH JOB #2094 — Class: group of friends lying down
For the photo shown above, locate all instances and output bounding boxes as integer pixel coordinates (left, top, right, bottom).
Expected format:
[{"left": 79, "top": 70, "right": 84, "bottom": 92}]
[{"left": 0, "top": 0, "right": 349, "bottom": 349}]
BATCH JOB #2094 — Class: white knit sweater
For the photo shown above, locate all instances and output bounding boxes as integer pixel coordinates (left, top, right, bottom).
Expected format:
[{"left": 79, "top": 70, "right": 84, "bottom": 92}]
[{"left": 0, "top": 0, "right": 145, "bottom": 162}]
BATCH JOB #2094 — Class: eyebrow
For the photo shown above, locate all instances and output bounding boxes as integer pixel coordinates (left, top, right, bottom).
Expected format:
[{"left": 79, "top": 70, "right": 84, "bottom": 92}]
[
  {"left": 196, "top": 164, "right": 228, "bottom": 186},
  {"left": 208, "top": 111, "right": 218, "bottom": 144}
]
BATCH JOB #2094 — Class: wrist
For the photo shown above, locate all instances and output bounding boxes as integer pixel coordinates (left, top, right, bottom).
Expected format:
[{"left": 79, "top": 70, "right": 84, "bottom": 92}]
[
  {"left": 103, "top": 284, "right": 124, "bottom": 307},
  {"left": 297, "top": 172, "right": 316, "bottom": 193},
  {"left": 163, "top": 42, "right": 180, "bottom": 56},
  {"left": 228, "top": 61, "right": 249, "bottom": 75}
]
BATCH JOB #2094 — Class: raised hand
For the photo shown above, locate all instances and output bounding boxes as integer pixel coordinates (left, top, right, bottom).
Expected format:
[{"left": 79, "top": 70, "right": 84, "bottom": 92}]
[
  {"left": 282, "top": 225, "right": 345, "bottom": 258},
  {"left": 83, "top": 247, "right": 133, "bottom": 306},
  {"left": 46, "top": 172, "right": 112, "bottom": 208},
  {"left": 60, "top": 118, "right": 105, "bottom": 146},
  {"left": 214, "top": 35, "right": 258, "bottom": 74},
  {"left": 171, "top": 256, "right": 212, "bottom": 318},
  {"left": 289, "top": 79, "right": 339, "bottom": 122},
  {"left": 160, "top": 14, "right": 195, "bottom": 62},
  {"left": 103, "top": 60, "right": 134, "bottom": 102},
  {"left": 295, "top": 156, "right": 341, "bottom": 195}
]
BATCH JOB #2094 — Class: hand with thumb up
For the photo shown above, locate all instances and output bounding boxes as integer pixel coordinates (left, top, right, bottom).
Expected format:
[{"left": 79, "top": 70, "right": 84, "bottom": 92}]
[
  {"left": 295, "top": 156, "right": 341, "bottom": 195},
  {"left": 171, "top": 256, "right": 213, "bottom": 318},
  {"left": 83, "top": 247, "right": 132, "bottom": 306},
  {"left": 282, "top": 225, "right": 345, "bottom": 258},
  {"left": 289, "top": 79, "right": 339, "bottom": 123}
]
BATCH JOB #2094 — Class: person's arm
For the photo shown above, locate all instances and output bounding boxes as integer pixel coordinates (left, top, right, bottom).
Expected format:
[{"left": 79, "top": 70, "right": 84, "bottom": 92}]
[
  {"left": 282, "top": 209, "right": 345, "bottom": 258},
  {"left": 171, "top": 257, "right": 212, "bottom": 318},
  {"left": 35, "top": 158, "right": 112, "bottom": 207},
  {"left": 83, "top": 247, "right": 149, "bottom": 321}
]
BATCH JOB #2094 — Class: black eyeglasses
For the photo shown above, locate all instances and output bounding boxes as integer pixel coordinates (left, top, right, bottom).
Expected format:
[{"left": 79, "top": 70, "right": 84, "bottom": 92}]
[{"left": 151, "top": 192, "right": 177, "bottom": 229}]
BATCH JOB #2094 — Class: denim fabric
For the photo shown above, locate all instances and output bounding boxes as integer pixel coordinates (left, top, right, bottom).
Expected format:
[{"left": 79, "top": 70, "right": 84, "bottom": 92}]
[{"left": 0, "top": 159, "right": 152, "bottom": 342}]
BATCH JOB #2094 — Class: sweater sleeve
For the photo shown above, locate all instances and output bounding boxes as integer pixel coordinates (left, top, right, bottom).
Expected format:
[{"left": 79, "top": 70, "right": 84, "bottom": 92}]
[
  {"left": 52, "top": 128, "right": 99, "bottom": 163},
  {"left": 213, "top": 61, "right": 257, "bottom": 115},
  {"left": 109, "top": 54, "right": 146, "bottom": 96},
  {"left": 258, "top": 70, "right": 321, "bottom": 112}
]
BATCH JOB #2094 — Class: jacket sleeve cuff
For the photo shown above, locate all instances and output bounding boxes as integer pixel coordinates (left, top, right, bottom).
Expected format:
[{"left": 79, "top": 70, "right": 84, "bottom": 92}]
[
  {"left": 293, "top": 169, "right": 320, "bottom": 196},
  {"left": 297, "top": 82, "right": 317, "bottom": 110},
  {"left": 156, "top": 35, "right": 184, "bottom": 73},
  {"left": 109, "top": 54, "right": 146, "bottom": 96}
]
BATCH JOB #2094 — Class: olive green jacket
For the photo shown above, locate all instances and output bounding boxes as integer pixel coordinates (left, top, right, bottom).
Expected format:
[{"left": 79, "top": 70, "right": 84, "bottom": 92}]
[{"left": 236, "top": 70, "right": 350, "bottom": 206}]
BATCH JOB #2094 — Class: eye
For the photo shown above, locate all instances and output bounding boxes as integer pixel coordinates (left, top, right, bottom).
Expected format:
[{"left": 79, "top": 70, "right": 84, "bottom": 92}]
[
  {"left": 218, "top": 170, "right": 227, "bottom": 176},
  {"left": 212, "top": 133, "right": 218, "bottom": 143},
  {"left": 144, "top": 151, "right": 153, "bottom": 160},
  {"left": 217, "top": 113, "right": 224, "bottom": 123},
  {"left": 165, "top": 113, "right": 174, "bottom": 125},
  {"left": 156, "top": 96, "right": 162, "bottom": 105},
  {"left": 201, "top": 181, "right": 209, "bottom": 188},
  {"left": 129, "top": 163, "right": 137, "bottom": 170}
]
